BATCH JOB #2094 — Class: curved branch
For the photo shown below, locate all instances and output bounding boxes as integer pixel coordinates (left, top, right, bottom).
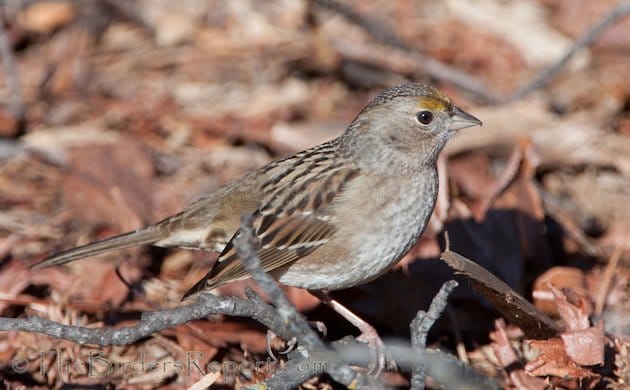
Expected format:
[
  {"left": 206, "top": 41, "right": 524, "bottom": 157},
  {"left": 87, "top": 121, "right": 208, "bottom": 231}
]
[{"left": 0, "top": 293, "right": 290, "bottom": 345}]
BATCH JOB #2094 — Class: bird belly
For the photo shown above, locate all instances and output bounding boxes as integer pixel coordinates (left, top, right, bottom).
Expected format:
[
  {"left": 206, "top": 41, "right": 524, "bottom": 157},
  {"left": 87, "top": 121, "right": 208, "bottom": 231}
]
[{"left": 278, "top": 173, "right": 437, "bottom": 290}]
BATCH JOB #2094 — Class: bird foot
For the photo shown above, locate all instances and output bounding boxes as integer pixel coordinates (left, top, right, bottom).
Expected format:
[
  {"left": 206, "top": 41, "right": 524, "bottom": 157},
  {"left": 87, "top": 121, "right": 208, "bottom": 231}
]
[
  {"left": 308, "top": 290, "right": 396, "bottom": 376},
  {"left": 356, "top": 324, "right": 397, "bottom": 376},
  {"left": 266, "top": 330, "right": 297, "bottom": 361}
]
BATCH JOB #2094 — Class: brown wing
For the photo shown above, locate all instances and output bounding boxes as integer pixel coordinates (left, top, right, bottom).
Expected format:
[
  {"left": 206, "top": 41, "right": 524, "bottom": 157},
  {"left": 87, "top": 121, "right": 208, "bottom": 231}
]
[{"left": 183, "top": 161, "right": 359, "bottom": 299}]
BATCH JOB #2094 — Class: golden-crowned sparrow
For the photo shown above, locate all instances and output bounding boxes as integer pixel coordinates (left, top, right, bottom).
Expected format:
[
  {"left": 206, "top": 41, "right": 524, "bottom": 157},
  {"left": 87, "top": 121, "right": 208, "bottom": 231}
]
[{"left": 33, "top": 83, "right": 481, "bottom": 373}]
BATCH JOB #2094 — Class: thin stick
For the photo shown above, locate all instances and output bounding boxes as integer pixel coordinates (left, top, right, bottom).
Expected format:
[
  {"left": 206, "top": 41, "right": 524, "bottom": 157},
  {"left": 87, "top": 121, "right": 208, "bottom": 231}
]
[
  {"left": 315, "top": 0, "right": 500, "bottom": 103},
  {"left": 507, "top": 2, "right": 630, "bottom": 102},
  {"left": 0, "top": 293, "right": 290, "bottom": 345},
  {"left": 410, "top": 280, "right": 458, "bottom": 390},
  {"left": 594, "top": 245, "right": 624, "bottom": 316}
]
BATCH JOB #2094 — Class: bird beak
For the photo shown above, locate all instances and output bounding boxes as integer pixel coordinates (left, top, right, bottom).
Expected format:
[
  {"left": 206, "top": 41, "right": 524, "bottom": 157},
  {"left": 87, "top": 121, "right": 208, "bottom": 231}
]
[{"left": 449, "top": 105, "right": 482, "bottom": 131}]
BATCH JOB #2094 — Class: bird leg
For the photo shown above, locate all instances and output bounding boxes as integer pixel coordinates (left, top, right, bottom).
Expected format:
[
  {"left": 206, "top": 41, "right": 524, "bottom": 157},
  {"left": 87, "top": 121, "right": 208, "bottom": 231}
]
[{"left": 309, "top": 290, "right": 394, "bottom": 376}]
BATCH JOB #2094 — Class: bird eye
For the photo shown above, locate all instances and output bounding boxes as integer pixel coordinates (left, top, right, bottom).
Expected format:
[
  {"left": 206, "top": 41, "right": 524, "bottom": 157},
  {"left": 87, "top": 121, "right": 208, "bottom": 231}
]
[{"left": 416, "top": 110, "right": 433, "bottom": 125}]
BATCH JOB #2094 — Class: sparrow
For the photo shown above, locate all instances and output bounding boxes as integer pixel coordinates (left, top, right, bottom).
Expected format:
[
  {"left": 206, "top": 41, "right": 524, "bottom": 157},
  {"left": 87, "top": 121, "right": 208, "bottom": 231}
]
[{"left": 33, "top": 82, "right": 481, "bottom": 374}]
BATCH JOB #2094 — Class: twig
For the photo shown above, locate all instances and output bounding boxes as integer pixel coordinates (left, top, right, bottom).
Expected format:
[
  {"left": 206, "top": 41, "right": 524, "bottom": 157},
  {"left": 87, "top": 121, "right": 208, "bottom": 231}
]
[
  {"left": 535, "top": 182, "right": 599, "bottom": 257},
  {"left": 314, "top": 0, "right": 501, "bottom": 103},
  {"left": 507, "top": 2, "right": 630, "bottom": 102},
  {"left": 594, "top": 245, "right": 624, "bottom": 316},
  {"left": 0, "top": 293, "right": 291, "bottom": 345},
  {"left": 188, "top": 372, "right": 221, "bottom": 390},
  {"left": 410, "top": 280, "right": 459, "bottom": 390},
  {"left": 331, "top": 338, "right": 499, "bottom": 390},
  {"left": 424, "top": 348, "right": 499, "bottom": 390},
  {"left": 368, "top": 341, "right": 499, "bottom": 390},
  {"left": 259, "top": 349, "right": 345, "bottom": 390},
  {"left": 234, "top": 214, "right": 376, "bottom": 389},
  {"left": 262, "top": 339, "right": 497, "bottom": 390},
  {"left": 474, "top": 143, "right": 524, "bottom": 222},
  {"left": 3, "top": 229, "right": 497, "bottom": 389},
  {"left": 236, "top": 218, "right": 492, "bottom": 389},
  {"left": 0, "top": 19, "right": 25, "bottom": 133}
]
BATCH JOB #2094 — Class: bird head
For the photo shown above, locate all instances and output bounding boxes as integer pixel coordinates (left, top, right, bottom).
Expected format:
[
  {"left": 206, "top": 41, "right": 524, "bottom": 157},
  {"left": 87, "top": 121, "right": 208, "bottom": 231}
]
[{"left": 342, "top": 83, "right": 482, "bottom": 173}]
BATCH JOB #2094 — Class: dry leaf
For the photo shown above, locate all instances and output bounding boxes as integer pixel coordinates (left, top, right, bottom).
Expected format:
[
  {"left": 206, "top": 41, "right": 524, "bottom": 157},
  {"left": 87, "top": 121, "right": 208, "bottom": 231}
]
[
  {"left": 560, "top": 321, "right": 605, "bottom": 366},
  {"left": 533, "top": 267, "right": 587, "bottom": 316},
  {"left": 526, "top": 339, "right": 595, "bottom": 379},
  {"left": 548, "top": 283, "right": 590, "bottom": 331}
]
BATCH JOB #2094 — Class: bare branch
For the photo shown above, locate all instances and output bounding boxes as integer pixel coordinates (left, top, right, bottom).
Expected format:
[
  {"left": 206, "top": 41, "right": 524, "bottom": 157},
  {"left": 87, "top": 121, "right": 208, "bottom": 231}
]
[
  {"left": 507, "top": 2, "right": 630, "bottom": 102},
  {"left": 0, "top": 293, "right": 289, "bottom": 345},
  {"left": 331, "top": 340, "right": 499, "bottom": 390},
  {"left": 410, "top": 280, "right": 459, "bottom": 390},
  {"left": 314, "top": 0, "right": 501, "bottom": 103},
  {"left": 422, "top": 348, "right": 500, "bottom": 390}
]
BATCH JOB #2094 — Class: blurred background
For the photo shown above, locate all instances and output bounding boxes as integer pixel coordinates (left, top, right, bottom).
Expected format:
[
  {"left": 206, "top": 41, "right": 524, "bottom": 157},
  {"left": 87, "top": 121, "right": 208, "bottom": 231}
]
[{"left": 0, "top": 0, "right": 629, "bottom": 388}]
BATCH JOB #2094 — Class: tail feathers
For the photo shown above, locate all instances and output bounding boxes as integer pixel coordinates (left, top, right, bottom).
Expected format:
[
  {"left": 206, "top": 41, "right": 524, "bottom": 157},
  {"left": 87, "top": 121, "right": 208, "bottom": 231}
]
[
  {"left": 31, "top": 228, "right": 163, "bottom": 269},
  {"left": 181, "top": 274, "right": 212, "bottom": 301}
]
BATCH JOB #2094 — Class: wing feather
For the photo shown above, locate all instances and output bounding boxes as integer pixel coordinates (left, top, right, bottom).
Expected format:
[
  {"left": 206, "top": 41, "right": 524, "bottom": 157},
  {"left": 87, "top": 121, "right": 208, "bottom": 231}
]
[{"left": 183, "top": 162, "right": 359, "bottom": 299}]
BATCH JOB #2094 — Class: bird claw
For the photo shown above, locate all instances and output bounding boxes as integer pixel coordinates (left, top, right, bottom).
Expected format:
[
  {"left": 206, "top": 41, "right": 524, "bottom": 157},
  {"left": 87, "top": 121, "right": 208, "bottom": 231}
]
[
  {"left": 266, "top": 330, "right": 298, "bottom": 361},
  {"left": 266, "top": 330, "right": 279, "bottom": 361},
  {"left": 357, "top": 328, "right": 396, "bottom": 376},
  {"left": 279, "top": 337, "right": 297, "bottom": 355}
]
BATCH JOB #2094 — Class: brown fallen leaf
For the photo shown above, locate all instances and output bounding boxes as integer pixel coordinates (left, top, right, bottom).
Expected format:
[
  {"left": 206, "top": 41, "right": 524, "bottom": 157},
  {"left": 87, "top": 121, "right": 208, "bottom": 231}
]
[
  {"left": 547, "top": 283, "right": 590, "bottom": 331},
  {"left": 448, "top": 152, "right": 496, "bottom": 208},
  {"left": 83, "top": 263, "right": 134, "bottom": 306},
  {"left": 612, "top": 338, "right": 630, "bottom": 389},
  {"left": 28, "top": 266, "right": 80, "bottom": 295},
  {"left": 533, "top": 267, "right": 587, "bottom": 316},
  {"left": 489, "top": 319, "right": 549, "bottom": 390},
  {"left": 526, "top": 338, "right": 596, "bottom": 379},
  {"left": 489, "top": 319, "right": 519, "bottom": 367},
  {"left": 173, "top": 324, "right": 221, "bottom": 360},
  {"left": 561, "top": 321, "right": 605, "bottom": 366},
  {"left": 471, "top": 140, "right": 541, "bottom": 222},
  {"left": 525, "top": 284, "right": 604, "bottom": 381}
]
